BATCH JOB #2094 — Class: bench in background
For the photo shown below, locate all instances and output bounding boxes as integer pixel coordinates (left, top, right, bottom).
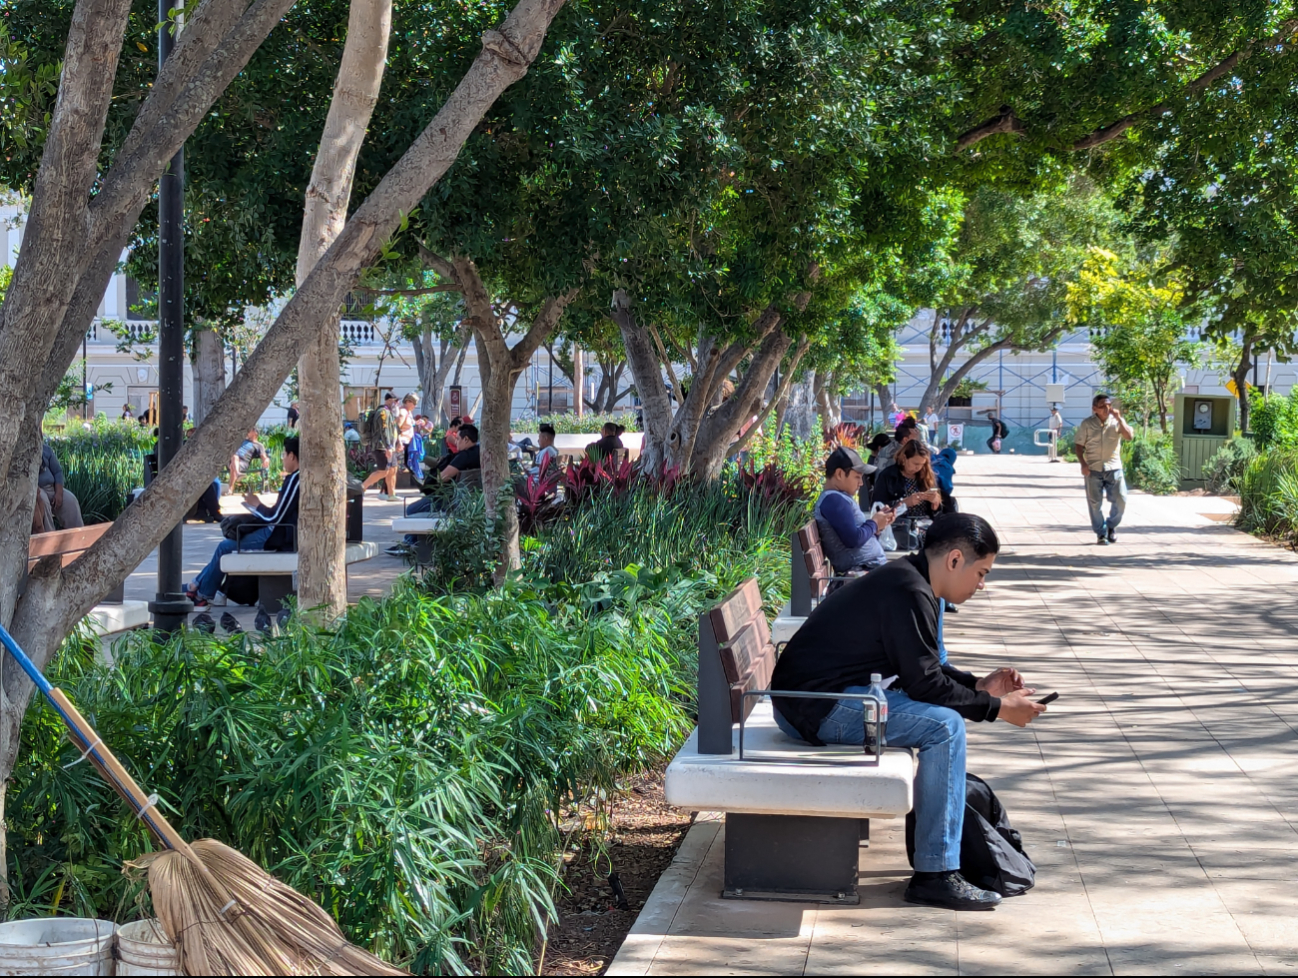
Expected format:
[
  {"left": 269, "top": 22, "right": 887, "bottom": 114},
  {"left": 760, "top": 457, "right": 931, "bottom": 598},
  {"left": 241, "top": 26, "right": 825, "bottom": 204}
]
[
  {"left": 220, "top": 541, "right": 378, "bottom": 613},
  {"left": 664, "top": 578, "right": 913, "bottom": 903},
  {"left": 28, "top": 525, "right": 149, "bottom": 636}
]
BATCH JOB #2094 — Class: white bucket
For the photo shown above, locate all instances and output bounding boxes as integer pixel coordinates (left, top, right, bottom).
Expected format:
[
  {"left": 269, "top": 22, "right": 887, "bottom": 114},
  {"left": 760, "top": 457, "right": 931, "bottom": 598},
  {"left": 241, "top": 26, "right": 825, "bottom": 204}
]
[
  {"left": 114, "top": 920, "right": 179, "bottom": 976},
  {"left": 0, "top": 917, "right": 116, "bottom": 975}
]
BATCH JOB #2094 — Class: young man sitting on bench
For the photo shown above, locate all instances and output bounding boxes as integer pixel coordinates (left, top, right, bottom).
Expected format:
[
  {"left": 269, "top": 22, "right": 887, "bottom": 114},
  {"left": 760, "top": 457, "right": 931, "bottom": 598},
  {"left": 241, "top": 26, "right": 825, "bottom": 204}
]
[{"left": 770, "top": 513, "right": 1046, "bottom": 911}]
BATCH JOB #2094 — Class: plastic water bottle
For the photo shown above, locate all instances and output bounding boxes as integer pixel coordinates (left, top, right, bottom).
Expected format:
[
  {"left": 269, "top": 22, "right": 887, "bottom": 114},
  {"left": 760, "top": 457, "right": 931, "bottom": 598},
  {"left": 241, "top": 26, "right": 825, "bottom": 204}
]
[{"left": 864, "top": 673, "right": 889, "bottom": 753}]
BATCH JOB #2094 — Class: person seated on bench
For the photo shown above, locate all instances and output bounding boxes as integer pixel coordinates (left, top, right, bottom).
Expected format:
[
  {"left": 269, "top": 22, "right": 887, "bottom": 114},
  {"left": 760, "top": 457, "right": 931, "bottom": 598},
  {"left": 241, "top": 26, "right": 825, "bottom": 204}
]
[
  {"left": 530, "top": 423, "right": 559, "bottom": 476},
  {"left": 387, "top": 425, "right": 480, "bottom": 555},
  {"left": 228, "top": 427, "right": 269, "bottom": 495},
  {"left": 187, "top": 437, "right": 301, "bottom": 610},
  {"left": 769, "top": 513, "right": 1046, "bottom": 912},
  {"left": 34, "top": 439, "right": 84, "bottom": 532},
  {"left": 586, "top": 422, "right": 625, "bottom": 461},
  {"left": 872, "top": 440, "right": 944, "bottom": 518},
  {"left": 816, "top": 447, "right": 893, "bottom": 575}
]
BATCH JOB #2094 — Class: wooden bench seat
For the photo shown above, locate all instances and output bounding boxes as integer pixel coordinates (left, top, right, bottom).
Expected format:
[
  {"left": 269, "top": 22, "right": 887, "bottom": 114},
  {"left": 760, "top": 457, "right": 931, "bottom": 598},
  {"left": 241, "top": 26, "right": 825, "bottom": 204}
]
[
  {"left": 28, "top": 524, "right": 146, "bottom": 636},
  {"left": 664, "top": 578, "right": 914, "bottom": 903},
  {"left": 220, "top": 541, "right": 378, "bottom": 612}
]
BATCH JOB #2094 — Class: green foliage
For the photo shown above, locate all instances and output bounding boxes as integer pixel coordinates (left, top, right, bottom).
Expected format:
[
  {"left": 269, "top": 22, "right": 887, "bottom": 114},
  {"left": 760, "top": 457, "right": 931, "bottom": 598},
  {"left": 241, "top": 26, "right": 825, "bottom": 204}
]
[
  {"left": 45, "top": 420, "right": 154, "bottom": 523},
  {"left": 1249, "top": 395, "right": 1298, "bottom": 451},
  {"left": 9, "top": 575, "right": 704, "bottom": 973},
  {"left": 1120, "top": 433, "right": 1179, "bottom": 495},
  {"left": 531, "top": 471, "right": 807, "bottom": 607},
  {"left": 532, "top": 413, "right": 639, "bottom": 435},
  {"left": 1236, "top": 449, "right": 1298, "bottom": 543},
  {"left": 743, "top": 430, "right": 824, "bottom": 499},
  {"left": 1203, "top": 438, "right": 1258, "bottom": 495}
]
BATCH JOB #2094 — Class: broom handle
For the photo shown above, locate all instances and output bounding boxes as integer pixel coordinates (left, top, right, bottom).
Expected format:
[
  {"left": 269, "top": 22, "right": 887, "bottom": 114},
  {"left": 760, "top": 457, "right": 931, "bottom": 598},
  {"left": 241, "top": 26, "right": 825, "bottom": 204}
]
[{"left": 0, "top": 626, "right": 196, "bottom": 851}]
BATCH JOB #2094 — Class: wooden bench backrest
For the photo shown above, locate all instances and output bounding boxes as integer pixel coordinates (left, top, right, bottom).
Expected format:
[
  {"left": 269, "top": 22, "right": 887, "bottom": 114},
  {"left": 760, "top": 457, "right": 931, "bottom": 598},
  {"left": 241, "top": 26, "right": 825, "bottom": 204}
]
[
  {"left": 796, "top": 521, "right": 832, "bottom": 601},
  {"left": 703, "top": 578, "right": 775, "bottom": 727},
  {"left": 28, "top": 523, "right": 111, "bottom": 569}
]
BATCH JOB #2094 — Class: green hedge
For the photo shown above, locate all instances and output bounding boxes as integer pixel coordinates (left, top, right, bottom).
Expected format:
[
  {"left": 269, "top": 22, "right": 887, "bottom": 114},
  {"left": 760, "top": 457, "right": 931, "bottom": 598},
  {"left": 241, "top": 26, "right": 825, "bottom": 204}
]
[
  {"left": 46, "top": 421, "right": 155, "bottom": 523},
  {"left": 532, "top": 412, "right": 639, "bottom": 434},
  {"left": 1120, "top": 433, "right": 1179, "bottom": 495}
]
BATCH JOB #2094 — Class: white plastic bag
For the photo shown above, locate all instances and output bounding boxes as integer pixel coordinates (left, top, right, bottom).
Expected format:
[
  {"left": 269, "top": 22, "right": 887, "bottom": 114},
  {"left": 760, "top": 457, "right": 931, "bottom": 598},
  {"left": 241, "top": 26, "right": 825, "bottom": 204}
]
[{"left": 871, "top": 502, "right": 897, "bottom": 551}]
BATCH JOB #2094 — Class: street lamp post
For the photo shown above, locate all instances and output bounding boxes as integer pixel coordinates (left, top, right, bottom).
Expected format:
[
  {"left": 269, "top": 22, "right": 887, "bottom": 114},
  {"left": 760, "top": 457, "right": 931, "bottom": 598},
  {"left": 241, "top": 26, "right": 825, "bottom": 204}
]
[{"left": 149, "top": 0, "right": 191, "bottom": 635}]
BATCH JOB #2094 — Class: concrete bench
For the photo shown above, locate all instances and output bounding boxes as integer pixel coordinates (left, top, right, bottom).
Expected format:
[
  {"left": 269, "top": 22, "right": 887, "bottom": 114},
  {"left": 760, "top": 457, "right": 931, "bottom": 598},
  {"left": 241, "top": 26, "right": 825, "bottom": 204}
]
[
  {"left": 664, "top": 578, "right": 913, "bottom": 904},
  {"left": 511, "top": 431, "right": 644, "bottom": 463},
  {"left": 29, "top": 524, "right": 147, "bottom": 637},
  {"left": 391, "top": 516, "right": 450, "bottom": 562},
  {"left": 220, "top": 540, "right": 378, "bottom": 612}
]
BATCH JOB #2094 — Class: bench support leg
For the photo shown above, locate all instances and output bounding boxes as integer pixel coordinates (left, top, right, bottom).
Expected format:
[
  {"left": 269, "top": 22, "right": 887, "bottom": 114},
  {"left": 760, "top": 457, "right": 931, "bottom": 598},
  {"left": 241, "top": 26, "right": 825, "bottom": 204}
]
[
  {"left": 722, "top": 813, "right": 860, "bottom": 904},
  {"left": 790, "top": 536, "right": 813, "bottom": 617},
  {"left": 257, "top": 576, "right": 294, "bottom": 614},
  {"left": 413, "top": 535, "right": 434, "bottom": 564}
]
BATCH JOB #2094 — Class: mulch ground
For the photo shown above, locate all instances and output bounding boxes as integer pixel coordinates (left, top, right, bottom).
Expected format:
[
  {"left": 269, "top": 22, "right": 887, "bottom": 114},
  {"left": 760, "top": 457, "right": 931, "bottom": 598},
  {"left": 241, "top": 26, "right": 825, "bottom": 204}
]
[{"left": 541, "top": 770, "right": 694, "bottom": 976}]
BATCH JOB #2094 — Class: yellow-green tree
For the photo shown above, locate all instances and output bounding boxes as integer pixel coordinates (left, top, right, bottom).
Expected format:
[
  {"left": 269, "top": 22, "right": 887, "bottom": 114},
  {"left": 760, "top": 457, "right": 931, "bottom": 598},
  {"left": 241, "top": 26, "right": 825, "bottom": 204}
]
[{"left": 1067, "top": 248, "right": 1201, "bottom": 432}]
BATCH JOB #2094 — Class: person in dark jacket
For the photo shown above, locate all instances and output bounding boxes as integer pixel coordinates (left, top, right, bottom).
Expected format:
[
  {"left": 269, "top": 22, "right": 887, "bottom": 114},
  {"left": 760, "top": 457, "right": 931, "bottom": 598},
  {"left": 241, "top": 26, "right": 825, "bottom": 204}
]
[
  {"left": 770, "top": 513, "right": 1046, "bottom": 911},
  {"left": 587, "top": 422, "right": 625, "bottom": 461},
  {"left": 872, "top": 440, "right": 944, "bottom": 518},
  {"left": 187, "top": 437, "right": 301, "bottom": 609}
]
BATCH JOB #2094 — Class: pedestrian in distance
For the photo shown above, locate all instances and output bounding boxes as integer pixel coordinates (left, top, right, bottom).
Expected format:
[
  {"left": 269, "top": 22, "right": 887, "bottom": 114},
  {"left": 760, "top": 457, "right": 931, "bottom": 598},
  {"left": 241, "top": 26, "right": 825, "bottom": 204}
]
[
  {"left": 1073, "top": 393, "right": 1134, "bottom": 545},
  {"left": 1047, "top": 406, "right": 1063, "bottom": 462}
]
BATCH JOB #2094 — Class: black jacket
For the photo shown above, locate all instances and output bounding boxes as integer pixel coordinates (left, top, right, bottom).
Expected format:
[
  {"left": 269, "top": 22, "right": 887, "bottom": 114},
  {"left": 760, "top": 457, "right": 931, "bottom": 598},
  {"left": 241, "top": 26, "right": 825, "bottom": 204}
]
[
  {"left": 770, "top": 551, "right": 1000, "bottom": 743},
  {"left": 871, "top": 464, "right": 941, "bottom": 518},
  {"left": 252, "top": 470, "right": 300, "bottom": 551}
]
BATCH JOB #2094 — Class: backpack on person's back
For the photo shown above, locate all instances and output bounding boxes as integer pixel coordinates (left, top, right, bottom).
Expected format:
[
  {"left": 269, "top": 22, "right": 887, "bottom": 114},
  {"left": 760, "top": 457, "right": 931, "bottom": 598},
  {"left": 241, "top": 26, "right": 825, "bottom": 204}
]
[{"left": 359, "top": 406, "right": 397, "bottom": 454}]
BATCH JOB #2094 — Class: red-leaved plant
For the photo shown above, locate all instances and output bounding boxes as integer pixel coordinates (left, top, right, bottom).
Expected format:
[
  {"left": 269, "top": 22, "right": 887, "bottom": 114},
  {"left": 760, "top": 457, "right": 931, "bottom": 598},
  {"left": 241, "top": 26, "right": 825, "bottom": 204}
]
[
  {"left": 516, "top": 456, "right": 563, "bottom": 533},
  {"left": 825, "top": 422, "right": 867, "bottom": 450},
  {"left": 740, "top": 459, "right": 811, "bottom": 505},
  {"left": 564, "top": 454, "right": 636, "bottom": 504}
]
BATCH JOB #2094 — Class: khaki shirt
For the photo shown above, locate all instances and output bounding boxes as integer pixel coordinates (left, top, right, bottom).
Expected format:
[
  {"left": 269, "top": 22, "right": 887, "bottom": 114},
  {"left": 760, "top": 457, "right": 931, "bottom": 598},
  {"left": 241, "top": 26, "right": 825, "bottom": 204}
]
[{"left": 1074, "top": 414, "right": 1123, "bottom": 471}]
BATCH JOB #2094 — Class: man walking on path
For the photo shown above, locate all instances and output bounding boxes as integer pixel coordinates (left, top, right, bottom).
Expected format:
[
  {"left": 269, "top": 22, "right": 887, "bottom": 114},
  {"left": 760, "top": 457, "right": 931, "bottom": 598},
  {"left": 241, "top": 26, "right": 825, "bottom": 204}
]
[
  {"left": 1074, "top": 393, "right": 1133, "bottom": 545},
  {"left": 1047, "top": 407, "right": 1064, "bottom": 463}
]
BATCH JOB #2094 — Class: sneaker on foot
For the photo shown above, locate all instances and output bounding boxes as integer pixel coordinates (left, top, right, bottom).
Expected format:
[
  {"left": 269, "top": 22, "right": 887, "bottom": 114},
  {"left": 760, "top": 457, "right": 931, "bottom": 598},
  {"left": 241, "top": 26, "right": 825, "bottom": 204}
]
[
  {"left": 190, "top": 593, "right": 210, "bottom": 609},
  {"left": 210, "top": 591, "right": 228, "bottom": 607},
  {"left": 384, "top": 544, "right": 412, "bottom": 557},
  {"left": 1097, "top": 535, "right": 1109, "bottom": 546},
  {"left": 220, "top": 612, "right": 243, "bottom": 634},
  {"left": 192, "top": 613, "right": 216, "bottom": 634},
  {"left": 1107, "top": 528, "right": 1117, "bottom": 543},
  {"left": 904, "top": 871, "right": 1001, "bottom": 911}
]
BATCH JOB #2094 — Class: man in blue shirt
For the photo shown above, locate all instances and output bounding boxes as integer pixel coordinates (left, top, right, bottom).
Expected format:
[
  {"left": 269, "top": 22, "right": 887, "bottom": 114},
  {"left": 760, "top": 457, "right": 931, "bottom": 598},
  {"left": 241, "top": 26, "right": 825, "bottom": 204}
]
[{"left": 815, "top": 447, "right": 895, "bottom": 573}]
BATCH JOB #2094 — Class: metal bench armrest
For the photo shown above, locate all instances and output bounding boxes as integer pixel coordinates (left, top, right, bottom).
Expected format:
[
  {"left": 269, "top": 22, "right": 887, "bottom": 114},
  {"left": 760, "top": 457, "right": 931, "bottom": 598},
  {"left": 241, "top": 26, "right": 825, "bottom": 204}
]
[{"left": 738, "top": 689, "right": 884, "bottom": 765}]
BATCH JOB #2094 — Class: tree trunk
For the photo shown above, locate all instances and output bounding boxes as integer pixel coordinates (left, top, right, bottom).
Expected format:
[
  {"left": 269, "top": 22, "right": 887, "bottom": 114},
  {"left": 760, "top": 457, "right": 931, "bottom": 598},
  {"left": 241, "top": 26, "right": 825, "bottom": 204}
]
[
  {"left": 611, "top": 289, "right": 674, "bottom": 473},
  {"left": 451, "top": 257, "right": 575, "bottom": 579},
  {"left": 1234, "top": 337, "right": 1254, "bottom": 434},
  {"left": 815, "top": 370, "right": 841, "bottom": 430},
  {"left": 0, "top": 0, "right": 569, "bottom": 783},
  {"left": 295, "top": 0, "right": 393, "bottom": 620},
  {"left": 190, "top": 327, "right": 226, "bottom": 425},
  {"left": 781, "top": 370, "right": 817, "bottom": 439}
]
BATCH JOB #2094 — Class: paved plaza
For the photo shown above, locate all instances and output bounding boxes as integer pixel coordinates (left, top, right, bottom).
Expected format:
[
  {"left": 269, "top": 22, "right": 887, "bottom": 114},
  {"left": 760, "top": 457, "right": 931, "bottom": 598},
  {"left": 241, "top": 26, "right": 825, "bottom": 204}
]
[
  {"left": 121, "top": 491, "right": 414, "bottom": 630},
  {"left": 610, "top": 454, "right": 1298, "bottom": 976}
]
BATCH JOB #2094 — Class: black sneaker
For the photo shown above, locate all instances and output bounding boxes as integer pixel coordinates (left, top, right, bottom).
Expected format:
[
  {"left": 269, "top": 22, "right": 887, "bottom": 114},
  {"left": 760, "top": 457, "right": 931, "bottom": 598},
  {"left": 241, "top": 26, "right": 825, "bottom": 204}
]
[
  {"left": 1107, "top": 528, "right": 1117, "bottom": 544},
  {"left": 1097, "top": 534, "right": 1109, "bottom": 546},
  {"left": 904, "top": 871, "right": 1002, "bottom": 911},
  {"left": 191, "top": 613, "right": 216, "bottom": 634},
  {"left": 220, "top": 612, "right": 243, "bottom": 634}
]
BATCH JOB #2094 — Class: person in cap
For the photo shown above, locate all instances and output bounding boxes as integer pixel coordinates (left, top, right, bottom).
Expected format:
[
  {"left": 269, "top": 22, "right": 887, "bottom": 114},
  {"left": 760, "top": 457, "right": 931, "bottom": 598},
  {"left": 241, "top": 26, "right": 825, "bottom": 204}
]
[{"left": 816, "top": 447, "right": 895, "bottom": 574}]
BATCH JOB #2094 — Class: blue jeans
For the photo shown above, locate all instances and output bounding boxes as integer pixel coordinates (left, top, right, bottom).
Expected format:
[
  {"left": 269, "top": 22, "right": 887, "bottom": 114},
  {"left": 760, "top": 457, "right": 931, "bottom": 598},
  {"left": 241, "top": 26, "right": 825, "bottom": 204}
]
[
  {"left": 1085, "top": 468, "right": 1128, "bottom": 536},
  {"left": 402, "top": 496, "right": 432, "bottom": 544},
  {"left": 775, "top": 686, "right": 966, "bottom": 872},
  {"left": 194, "top": 525, "right": 273, "bottom": 599}
]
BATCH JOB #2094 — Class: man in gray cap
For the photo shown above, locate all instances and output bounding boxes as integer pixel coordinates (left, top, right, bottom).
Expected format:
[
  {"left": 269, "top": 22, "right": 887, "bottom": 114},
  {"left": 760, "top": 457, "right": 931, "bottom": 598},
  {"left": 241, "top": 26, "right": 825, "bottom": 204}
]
[{"left": 815, "top": 447, "right": 895, "bottom": 574}]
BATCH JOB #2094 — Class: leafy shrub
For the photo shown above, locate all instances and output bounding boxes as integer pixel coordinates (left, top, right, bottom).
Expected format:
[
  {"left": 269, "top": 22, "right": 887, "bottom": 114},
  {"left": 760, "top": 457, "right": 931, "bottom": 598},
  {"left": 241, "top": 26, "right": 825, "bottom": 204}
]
[
  {"left": 415, "top": 485, "right": 504, "bottom": 593},
  {"left": 744, "top": 428, "right": 822, "bottom": 496},
  {"left": 533, "top": 412, "right": 639, "bottom": 434},
  {"left": 46, "top": 420, "right": 155, "bottom": 522},
  {"left": 1056, "top": 428, "right": 1077, "bottom": 461},
  {"left": 1250, "top": 394, "right": 1298, "bottom": 449},
  {"left": 10, "top": 577, "right": 699, "bottom": 973},
  {"left": 1121, "top": 433, "right": 1179, "bottom": 495},
  {"left": 1203, "top": 437, "right": 1257, "bottom": 494},
  {"left": 1236, "top": 449, "right": 1298, "bottom": 542}
]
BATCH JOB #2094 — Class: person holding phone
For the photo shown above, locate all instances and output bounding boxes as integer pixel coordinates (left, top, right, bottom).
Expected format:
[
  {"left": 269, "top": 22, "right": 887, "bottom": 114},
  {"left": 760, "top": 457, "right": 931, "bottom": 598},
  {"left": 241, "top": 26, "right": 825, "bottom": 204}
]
[
  {"left": 1073, "top": 393, "right": 1134, "bottom": 545},
  {"left": 770, "top": 514, "right": 1047, "bottom": 911}
]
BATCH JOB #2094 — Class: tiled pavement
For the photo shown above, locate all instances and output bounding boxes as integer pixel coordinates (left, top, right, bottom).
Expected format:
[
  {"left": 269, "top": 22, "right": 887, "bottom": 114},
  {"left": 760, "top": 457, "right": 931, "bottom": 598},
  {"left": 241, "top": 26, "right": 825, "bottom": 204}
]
[
  {"left": 609, "top": 454, "right": 1298, "bottom": 976},
  {"left": 121, "top": 490, "right": 416, "bottom": 631}
]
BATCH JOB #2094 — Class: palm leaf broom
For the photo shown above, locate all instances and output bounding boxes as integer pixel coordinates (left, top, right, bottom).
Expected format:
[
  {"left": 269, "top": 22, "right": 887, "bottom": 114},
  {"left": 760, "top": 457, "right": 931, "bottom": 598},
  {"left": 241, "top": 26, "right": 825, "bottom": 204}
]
[{"left": 0, "top": 622, "right": 406, "bottom": 976}]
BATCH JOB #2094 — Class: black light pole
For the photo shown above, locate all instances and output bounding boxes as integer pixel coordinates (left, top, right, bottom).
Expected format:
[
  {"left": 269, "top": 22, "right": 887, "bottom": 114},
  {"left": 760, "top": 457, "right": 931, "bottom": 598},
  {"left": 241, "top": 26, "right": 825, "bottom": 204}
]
[{"left": 149, "top": 0, "right": 191, "bottom": 634}]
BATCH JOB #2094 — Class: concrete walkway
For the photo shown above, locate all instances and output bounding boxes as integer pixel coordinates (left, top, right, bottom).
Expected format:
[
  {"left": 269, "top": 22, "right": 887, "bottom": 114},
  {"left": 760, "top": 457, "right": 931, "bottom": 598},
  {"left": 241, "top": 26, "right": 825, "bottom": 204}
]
[{"left": 609, "top": 454, "right": 1298, "bottom": 976}]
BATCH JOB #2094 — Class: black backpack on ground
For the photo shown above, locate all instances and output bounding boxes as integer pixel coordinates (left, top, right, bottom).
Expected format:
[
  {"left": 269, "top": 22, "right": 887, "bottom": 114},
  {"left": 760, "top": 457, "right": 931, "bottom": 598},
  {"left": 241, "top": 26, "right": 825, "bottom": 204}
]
[{"left": 905, "top": 772, "right": 1036, "bottom": 897}]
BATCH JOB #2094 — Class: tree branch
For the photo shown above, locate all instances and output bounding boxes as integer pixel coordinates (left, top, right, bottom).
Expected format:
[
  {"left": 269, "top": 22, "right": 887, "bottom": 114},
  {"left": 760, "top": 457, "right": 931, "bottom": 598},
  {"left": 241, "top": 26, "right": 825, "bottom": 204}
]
[
  {"left": 954, "top": 106, "right": 1024, "bottom": 152},
  {"left": 417, "top": 240, "right": 459, "bottom": 283}
]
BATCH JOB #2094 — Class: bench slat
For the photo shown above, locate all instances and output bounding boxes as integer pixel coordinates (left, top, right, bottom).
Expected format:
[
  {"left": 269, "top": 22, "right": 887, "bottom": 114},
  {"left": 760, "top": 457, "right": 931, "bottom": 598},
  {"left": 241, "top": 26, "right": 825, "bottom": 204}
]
[
  {"left": 708, "top": 578, "right": 763, "bottom": 645},
  {"left": 28, "top": 523, "right": 111, "bottom": 560}
]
